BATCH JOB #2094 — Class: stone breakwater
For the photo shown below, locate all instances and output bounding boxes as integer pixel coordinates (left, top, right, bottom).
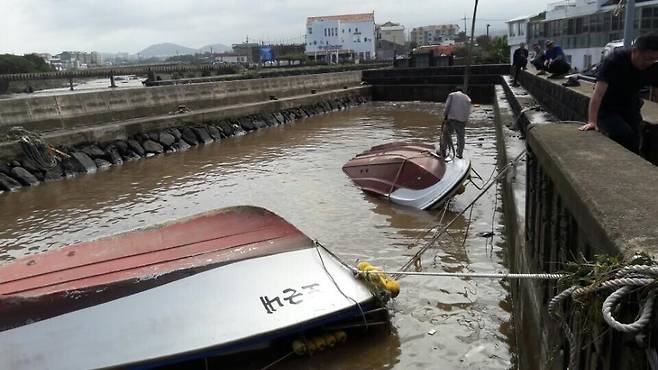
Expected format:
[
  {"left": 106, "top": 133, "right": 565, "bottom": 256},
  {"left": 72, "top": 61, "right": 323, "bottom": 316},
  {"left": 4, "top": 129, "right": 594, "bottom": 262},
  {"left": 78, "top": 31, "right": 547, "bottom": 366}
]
[{"left": 0, "top": 95, "right": 367, "bottom": 193}]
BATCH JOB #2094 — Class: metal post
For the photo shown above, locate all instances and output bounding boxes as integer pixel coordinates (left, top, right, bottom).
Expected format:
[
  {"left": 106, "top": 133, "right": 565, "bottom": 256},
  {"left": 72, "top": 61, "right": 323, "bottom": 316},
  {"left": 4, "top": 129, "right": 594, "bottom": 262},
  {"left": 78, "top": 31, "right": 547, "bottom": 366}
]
[
  {"left": 109, "top": 74, "right": 116, "bottom": 88},
  {"left": 69, "top": 77, "right": 74, "bottom": 91},
  {"left": 623, "top": 0, "right": 635, "bottom": 48},
  {"left": 463, "top": 0, "right": 480, "bottom": 92}
]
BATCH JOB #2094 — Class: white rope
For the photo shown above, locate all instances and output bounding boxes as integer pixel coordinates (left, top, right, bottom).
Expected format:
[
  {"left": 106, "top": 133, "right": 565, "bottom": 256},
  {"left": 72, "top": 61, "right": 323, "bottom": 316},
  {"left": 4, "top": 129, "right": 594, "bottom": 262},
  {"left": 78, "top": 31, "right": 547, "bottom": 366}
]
[
  {"left": 361, "top": 270, "right": 564, "bottom": 280},
  {"left": 602, "top": 286, "right": 655, "bottom": 333},
  {"left": 548, "top": 263, "right": 658, "bottom": 368}
]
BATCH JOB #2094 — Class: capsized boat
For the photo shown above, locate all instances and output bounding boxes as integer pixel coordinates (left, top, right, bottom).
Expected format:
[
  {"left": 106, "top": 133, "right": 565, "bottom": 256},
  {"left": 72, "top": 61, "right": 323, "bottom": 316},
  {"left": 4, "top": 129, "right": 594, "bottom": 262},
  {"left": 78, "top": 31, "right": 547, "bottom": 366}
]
[
  {"left": 0, "top": 206, "right": 393, "bottom": 370},
  {"left": 342, "top": 142, "right": 471, "bottom": 210}
]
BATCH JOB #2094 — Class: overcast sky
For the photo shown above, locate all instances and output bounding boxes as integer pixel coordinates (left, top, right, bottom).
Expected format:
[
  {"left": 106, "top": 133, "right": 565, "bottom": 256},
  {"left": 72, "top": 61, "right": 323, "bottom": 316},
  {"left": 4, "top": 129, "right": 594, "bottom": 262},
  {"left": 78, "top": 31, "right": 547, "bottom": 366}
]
[{"left": 1, "top": 0, "right": 549, "bottom": 55}]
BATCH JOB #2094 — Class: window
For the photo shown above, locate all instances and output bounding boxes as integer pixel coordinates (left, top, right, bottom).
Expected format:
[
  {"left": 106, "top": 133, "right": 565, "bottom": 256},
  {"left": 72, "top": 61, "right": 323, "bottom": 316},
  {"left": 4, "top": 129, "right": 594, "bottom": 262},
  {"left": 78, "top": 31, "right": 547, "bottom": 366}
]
[
  {"left": 348, "top": 28, "right": 351, "bottom": 33},
  {"left": 584, "top": 54, "right": 592, "bottom": 69},
  {"left": 308, "top": 27, "right": 312, "bottom": 35},
  {"left": 324, "top": 28, "right": 327, "bottom": 37}
]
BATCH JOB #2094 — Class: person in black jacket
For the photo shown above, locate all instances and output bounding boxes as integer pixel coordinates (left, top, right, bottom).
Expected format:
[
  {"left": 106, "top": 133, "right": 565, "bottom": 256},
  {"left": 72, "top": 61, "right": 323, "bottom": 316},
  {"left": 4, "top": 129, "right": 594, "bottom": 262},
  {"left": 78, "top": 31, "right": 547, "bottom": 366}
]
[
  {"left": 511, "top": 43, "right": 529, "bottom": 87},
  {"left": 579, "top": 33, "right": 658, "bottom": 153}
]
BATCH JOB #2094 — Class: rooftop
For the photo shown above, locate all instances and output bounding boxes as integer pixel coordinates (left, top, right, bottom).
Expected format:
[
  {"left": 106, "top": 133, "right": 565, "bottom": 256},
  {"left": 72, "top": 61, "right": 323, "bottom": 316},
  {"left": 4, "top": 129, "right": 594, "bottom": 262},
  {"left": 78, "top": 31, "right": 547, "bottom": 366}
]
[{"left": 306, "top": 12, "right": 375, "bottom": 27}]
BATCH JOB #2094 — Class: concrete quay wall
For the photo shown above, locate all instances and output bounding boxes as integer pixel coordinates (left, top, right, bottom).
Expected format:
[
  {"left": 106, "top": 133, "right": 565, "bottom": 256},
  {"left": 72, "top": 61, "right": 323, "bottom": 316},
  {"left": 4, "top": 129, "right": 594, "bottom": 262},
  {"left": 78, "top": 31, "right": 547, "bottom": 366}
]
[
  {"left": 0, "top": 86, "right": 370, "bottom": 192},
  {"left": 496, "top": 75, "right": 658, "bottom": 370},
  {"left": 0, "top": 71, "right": 363, "bottom": 134}
]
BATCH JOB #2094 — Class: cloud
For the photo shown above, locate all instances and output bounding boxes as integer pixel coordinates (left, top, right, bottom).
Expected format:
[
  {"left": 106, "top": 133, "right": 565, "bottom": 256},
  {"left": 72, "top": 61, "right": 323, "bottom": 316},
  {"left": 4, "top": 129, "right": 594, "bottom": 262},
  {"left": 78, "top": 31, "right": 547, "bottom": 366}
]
[{"left": 1, "top": 0, "right": 547, "bottom": 54}]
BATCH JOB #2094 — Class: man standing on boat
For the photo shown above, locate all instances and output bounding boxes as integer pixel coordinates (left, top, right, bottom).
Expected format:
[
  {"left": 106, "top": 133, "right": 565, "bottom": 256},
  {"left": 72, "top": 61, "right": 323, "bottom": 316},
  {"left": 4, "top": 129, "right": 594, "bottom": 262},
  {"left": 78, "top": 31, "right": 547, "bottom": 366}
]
[
  {"left": 439, "top": 87, "right": 471, "bottom": 159},
  {"left": 579, "top": 33, "right": 658, "bottom": 153}
]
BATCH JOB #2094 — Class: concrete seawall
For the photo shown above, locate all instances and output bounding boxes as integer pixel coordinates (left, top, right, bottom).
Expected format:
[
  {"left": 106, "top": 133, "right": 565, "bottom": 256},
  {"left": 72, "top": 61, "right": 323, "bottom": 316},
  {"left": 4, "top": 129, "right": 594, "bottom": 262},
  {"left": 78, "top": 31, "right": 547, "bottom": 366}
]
[
  {"left": 495, "top": 75, "right": 658, "bottom": 370},
  {"left": 0, "top": 70, "right": 370, "bottom": 192},
  {"left": 0, "top": 71, "right": 363, "bottom": 134}
]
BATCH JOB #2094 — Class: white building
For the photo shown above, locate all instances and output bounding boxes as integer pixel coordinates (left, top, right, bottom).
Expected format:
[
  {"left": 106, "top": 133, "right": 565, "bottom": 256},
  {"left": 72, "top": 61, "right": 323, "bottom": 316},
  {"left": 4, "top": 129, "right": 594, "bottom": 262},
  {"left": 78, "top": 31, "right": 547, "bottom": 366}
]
[
  {"left": 410, "top": 24, "right": 460, "bottom": 46},
  {"left": 376, "top": 21, "right": 405, "bottom": 46},
  {"left": 506, "top": 13, "right": 544, "bottom": 65},
  {"left": 305, "top": 12, "right": 376, "bottom": 62}
]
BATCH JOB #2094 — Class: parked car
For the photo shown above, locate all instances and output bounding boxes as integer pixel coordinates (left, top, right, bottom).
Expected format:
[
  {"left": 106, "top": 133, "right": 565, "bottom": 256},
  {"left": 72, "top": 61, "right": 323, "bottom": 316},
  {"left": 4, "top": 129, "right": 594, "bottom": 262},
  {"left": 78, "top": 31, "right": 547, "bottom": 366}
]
[{"left": 601, "top": 40, "right": 624, "bottom": 60}]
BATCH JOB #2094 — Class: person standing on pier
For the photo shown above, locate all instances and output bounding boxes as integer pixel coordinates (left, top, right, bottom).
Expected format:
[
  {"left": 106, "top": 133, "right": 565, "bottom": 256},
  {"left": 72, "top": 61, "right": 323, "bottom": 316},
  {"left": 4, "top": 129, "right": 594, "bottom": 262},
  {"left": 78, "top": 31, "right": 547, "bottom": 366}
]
[
  {"left": 579, "top": 33, "right": 658, "bottom": 154},
  {"left": 439, "top": 87, "right": 471, "bottom": 159},
  {"left": 511, "top": 43, "right": 529, "bottom": 87}
]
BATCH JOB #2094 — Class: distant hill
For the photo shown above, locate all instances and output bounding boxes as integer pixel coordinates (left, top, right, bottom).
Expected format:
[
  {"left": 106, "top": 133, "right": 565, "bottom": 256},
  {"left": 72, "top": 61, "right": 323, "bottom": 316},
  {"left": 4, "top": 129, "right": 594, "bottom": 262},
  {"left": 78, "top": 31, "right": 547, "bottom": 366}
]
[
  {"left": 136, "top": 43, "right": 199, "bottom": 58},
  {"left": 198, "top": 43, "right": 231, "bottom": 53}
]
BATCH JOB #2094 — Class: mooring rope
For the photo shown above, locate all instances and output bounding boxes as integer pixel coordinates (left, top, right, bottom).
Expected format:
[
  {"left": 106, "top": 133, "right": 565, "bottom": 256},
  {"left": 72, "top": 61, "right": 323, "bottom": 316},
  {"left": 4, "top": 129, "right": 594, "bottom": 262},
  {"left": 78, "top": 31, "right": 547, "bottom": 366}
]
[
  {"left": 547, "top": 262, "right": 658, "bottom": 369},
  {"left": 394, "top": 149, "right": 526, "bottom": 279},
  {"left": 360, "top": 270, "right": 564, "bottom": 280}
]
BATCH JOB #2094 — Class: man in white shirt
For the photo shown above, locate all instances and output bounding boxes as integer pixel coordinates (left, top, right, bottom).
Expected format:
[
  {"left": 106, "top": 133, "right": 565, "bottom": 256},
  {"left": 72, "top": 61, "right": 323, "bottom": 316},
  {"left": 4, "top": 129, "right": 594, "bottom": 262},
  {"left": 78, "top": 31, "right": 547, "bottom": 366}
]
[{"left": 439, "top": 88, "right": 471, "bottom": 159}]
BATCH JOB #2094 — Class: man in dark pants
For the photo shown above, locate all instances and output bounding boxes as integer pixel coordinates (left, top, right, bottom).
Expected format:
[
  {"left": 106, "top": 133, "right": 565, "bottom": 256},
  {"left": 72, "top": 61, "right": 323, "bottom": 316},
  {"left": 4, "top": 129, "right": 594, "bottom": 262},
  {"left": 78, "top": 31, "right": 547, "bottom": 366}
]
[
  {"left": 512, "top": 43, "right": 529, "bottom": 87},
  {"left": 579, "top": 33, "right": 658, "bottom": 154},
  {"left": 537, "top": 40, "right": 571, "bottom": 77},
  {"left": 530, "top": 44, "right": 546, "bottom": 70}
]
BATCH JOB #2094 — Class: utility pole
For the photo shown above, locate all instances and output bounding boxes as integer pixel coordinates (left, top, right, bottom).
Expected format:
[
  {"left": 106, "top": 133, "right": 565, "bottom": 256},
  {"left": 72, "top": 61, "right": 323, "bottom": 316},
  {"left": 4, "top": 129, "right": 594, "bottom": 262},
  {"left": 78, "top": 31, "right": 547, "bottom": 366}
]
[
  {"left": 462, "top": 15, "right": 468, "bottom": 34},
  {"left": 463, "top": 0, "right": 480, "bottom": 92},
  {"left": 486, "top": 24, "right": 490, "bottom": 38},
  {"left": 623, "top": 0, "right": 635, "bottom": 48}
]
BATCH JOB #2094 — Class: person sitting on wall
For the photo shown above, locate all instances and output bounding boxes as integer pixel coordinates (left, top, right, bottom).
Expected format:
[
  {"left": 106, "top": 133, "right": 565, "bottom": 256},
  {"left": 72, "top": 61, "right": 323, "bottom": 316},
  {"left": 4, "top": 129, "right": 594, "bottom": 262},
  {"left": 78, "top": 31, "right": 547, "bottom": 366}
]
[
  {"left": 512, "top": 43, "right": 529, "bottom": 87},
  {"left": 579, "top": 33, "right": 658, "bottom": 154},
  {"left": 439, "top": 87, "right": 472, "bottom": 159},
  {"left": 536, "top": 40, "right": 571, "bottom": 77},
  {"left": 530, "top": 44, "right": 546, "bottom": 70}
]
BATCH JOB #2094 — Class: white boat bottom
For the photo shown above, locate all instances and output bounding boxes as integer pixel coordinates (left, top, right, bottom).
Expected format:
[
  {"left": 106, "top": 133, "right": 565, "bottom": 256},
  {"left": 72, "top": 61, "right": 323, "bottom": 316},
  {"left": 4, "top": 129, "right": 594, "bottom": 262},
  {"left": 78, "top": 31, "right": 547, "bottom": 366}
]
[
  {"left": 390, "top": 157, "right": 471, "bottom": 210},
  {"left": 0, "top": 247, "right": 375, "bottom": 370}
]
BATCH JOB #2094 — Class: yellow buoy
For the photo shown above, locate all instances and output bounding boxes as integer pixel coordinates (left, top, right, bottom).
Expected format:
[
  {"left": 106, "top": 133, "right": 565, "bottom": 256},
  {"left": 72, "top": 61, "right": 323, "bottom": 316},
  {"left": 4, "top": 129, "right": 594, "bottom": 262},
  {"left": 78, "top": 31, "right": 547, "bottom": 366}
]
[
  {"left": 312, "top": 337, "right": 327, "bottom": 351},
  {"left": 292, "top": 340, "right": 307, "bottom": 356},
  {"left": 334, "top": 330, "right": 347, "bottom": 343},
  {"left": 323, "top": 333, "right": 337, "bottom": 347},
  {"left": 384, "top": 278, "right": 401, "bottom": 298}
]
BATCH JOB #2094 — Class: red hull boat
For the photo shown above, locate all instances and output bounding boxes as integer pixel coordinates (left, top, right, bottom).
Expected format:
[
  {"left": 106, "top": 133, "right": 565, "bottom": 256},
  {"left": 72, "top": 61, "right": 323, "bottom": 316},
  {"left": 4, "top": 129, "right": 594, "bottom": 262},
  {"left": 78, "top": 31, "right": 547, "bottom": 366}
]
[
  {"left": 342, "top": 142, "right": 471, "bottom": 209},
  {"left": 0, "top": 206, "right": 383, "bottom": 370}
]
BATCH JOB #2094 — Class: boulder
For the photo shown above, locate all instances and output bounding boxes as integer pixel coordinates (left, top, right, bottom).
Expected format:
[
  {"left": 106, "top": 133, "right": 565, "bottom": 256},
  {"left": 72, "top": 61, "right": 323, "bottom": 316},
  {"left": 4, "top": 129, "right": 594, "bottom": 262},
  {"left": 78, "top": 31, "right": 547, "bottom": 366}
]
[
  {"left": 233, "top": 124, "right": 246, "bottom": 136},
  {"left": 43, "top": 162, "right": 64, "bottom": 182},
  {"left": 216, "top": 121, "right": 235, "bottom": 137},
  {"left": 238, "top": 118, "right": 257, "bottom": 131},
  {"left": 167, "top": 128, "right": 183, "bottom": 140},
  {"left": 192, "top": 127, "right": 213, "bottom": 144},
  {"left": 94, "top": 159, "right": 112, "bottom": 170},
  {"left": 172, "top": 139, "right": 192, "bottom": 152},
  {"left": 63, "top": 152, "right": 97, "bottom": 174},
  {"left": 0, "top": 173, "right": 22, "bottom": 191},
  {"left": 158, "top": 132, "right": 176, "bottom": 147},
  {"left": 181, "top": 127, "right": 199, "bottom": 145},
  {"left": 207, "top": 125, "right": 222, "bottom": 140},
  {"left": 127, "top": 139, "right": 146, "bottom": 156},
  {"left": 122, "top": 150, "right": 142, "bottom": 162},
  {"left": 147, "top": 132, "right": 160, "bottom": 142},
  {"left": 0, "top": 162, "right": 11, "bottom": 175},
  {"left": 11, "top": 167, "right": 39, "bottom": 186},
  {"left": 142, "top": 140, "right": 164, "bottom": 154},
  {"left": 104, "top": 145, "right": 124, "bottom": 165},
  {"left": 112, "top": 140, "right": 130, "bottom": 155},
  {"left": 81, "top": 144, "right": 106, "bottom": 159}
]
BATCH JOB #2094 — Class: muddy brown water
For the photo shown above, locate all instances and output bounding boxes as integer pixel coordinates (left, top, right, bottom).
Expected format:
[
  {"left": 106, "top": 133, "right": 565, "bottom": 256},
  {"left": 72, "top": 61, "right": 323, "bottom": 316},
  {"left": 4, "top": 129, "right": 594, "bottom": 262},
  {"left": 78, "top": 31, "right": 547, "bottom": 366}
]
[{"left": 0, "top": 102, "right": 515, "bottom": 369}]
